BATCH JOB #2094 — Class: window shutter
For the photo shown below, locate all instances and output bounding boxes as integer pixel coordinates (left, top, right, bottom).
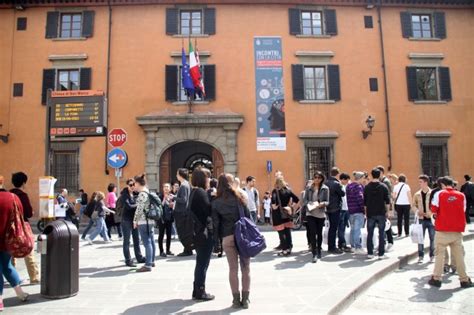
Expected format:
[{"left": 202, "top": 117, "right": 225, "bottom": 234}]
[
  {"left": 204, "top": 8, "right": 216, "bottom": 35},
  {"left": 438, "top": 67, "right": 452, "bottom": 101},
  {"left": 291, "top": 64, "right": 304, "bottom": 101},
  {"left": 289, "top": 8, "right": 301, "bottom": 35},
  {"left": 324, "top": 9, "right": 338, "bottom": 35},
  {"left": 165, "top": 65, "right": 178, "bottom": 101},
  {"left": 433, "top": 12, "right": 446, "bottom": 39},
  {"left": 400, "top": 12, "right": 412, "bottom": 38},
  {"left": 45, "top": 11, "right": 59, "bottom": 39},
  {"left": 406, "top": 67, "right": 418, "bottom": 101},
  {"left": 364, "top": 16, "right": 373, "bottom": 29},
  {"left": 327, "top": 64, "right": 341, "bottom": 101},
  {"left": 17, "top": 17, "right": 27, "bottom": 31},
  {"left": 166, "top": 8, "right": 179, "bottom": 35},
  {"left": 80, "top": 68, "right": 92, "bottom": 90},
  {"left": 82, "top": 11, "right": 95, "bottom": 38},
  {"left": 42, "top": 69, "right": 56, "bottom": 105},
  {"left": 204, "top": 65, "right": 216, "bottom": 101},
  {"left": 13, "top": 83, "right": 23, "bottom": 97}
]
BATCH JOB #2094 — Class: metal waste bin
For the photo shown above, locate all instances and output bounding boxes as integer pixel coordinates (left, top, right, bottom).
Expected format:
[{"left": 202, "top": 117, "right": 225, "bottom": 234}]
[{"left": 37, "top": 220, "right": 79, "bottom": 299}]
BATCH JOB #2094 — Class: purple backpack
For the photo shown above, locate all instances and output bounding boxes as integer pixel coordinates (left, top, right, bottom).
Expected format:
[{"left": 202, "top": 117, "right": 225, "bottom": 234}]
[{"left": 234, "top": 202, "right": 266, "bottom": 258}]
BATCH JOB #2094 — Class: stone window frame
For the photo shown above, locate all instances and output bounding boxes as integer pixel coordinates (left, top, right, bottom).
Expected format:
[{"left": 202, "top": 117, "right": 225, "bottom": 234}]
[
  {"left": 416, "top": 131, "right": 450, "bottom": 179},
  {"left": 50, "top": 140, "right": 82, "bottom": 194},
  {"left": 299, "top": 132, "right": 337, "bottom": 180}
]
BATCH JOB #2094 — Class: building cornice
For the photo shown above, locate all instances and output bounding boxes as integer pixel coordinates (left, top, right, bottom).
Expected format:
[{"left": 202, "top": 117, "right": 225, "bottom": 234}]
[{"left": 2, "top": 0, "right": 473, "bottom": 9}]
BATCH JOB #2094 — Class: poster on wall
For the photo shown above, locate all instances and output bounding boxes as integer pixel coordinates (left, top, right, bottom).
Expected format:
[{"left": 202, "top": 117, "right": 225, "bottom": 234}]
[{"left": 254, "top": 36, "right": 286, "bottom": 151}]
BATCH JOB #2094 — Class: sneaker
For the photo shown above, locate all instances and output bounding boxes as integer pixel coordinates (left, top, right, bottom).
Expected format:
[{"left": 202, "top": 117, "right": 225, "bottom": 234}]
[
  {"left": 355, "top": 248, "right": 365, "bottom": 255},
  {"left": 443, "top": 265, "right": 450, "bottom": 273},
  {"left": 378, "top": 255, "right": 389, "bottom": 260},
  {"left": 429, "top": 256, "right": 435, "bottom": 263},
  {"left": 367, "top": 254, "right": 374, "bottom": 259},
  {"left": 166, "top": 251, "right": 175, "bottom": 256},
  {"left": 312, "top": 255, "right": 317, "bottom": 263},
  {"left": 85, "top": 236, "right": 93, "bottom": 245},
  {"left": 137, "top": 257, "right": 146, "bottom": 264},
  {"left": 460, "top": 278, "right": 473, "bottom": 288},
  {"left": 160, "top": 252, "right": 167, "bottom": 258},
  {"left": 386, "top": 243, "right": 393, "bottom": 252},
  {"left": 428, "top": 277, "right": 442, "bottom": 288},
  {"left": 125, "top": 261, "right": 137, "bottom": 267},
  {"left": 418, "top": 257, "right": 424, "bottom": 264},
  {"left": 136, "top": 266, "right": 152, "bottom": 272},
  {"left": 328, "top": 248, "right": 344, "bottom": 254}
]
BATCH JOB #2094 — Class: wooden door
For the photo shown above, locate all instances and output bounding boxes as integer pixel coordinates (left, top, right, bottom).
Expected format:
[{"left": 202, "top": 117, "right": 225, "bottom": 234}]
[
  {"left": 212, "top": 148, "right": 224, "bottom": 177},
  {"left": 159, "top": 148, "right": 171, "bottom": 191}
]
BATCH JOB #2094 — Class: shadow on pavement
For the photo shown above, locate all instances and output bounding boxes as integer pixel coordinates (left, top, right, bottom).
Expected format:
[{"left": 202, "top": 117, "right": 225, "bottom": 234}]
[
  {"left": 339, "top": 257, "right": 378, "bottom": 268},
  {"left": 122, "top": 299, "right": 240, "bottom": 315},
  {"left": 408, "top": 274, "right": 463, "bottom": 303},
  {"left": 3, "top": 293, "right": 54, "bottom": 307},
  {"left": 80, "top": 265, "right": 132, "bottom": 278}
]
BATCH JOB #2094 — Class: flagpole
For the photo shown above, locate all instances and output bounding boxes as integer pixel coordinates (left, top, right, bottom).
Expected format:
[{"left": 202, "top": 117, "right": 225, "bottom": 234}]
[{"left": 188, "top": 34, "right": 193, "bottom": 114}]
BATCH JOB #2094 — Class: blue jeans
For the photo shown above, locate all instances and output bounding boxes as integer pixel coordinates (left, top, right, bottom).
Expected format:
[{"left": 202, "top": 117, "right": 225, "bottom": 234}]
[
  {"left": 367, "top": 215, "right": 386, "bottom": 256},
  {"left": 138, "top": 223, "right": 156, "bottom": 267},
  {"left": 121, "top": 220, "right": 144, "bottom": 263},
  {"left": 82, "top": 218, "right": 95, "bottom": 239},
  {"left": 250, "top": 211, "right": 258, "bottom": 223},
  {"left": 338, "top": 210, "right": 350, "bottom": 247},
  {"left": 327, "top": 210, "right": 340, "bottom": 250},
  {"left": 79, "top": 205, "right": 86, "bottom": 222},
  {"left": 89, "top": 217, "right": 109, "bottom": 241},
  {"left": 349, "top": 213, "right": 365, "bottom": 249},
  {"left": 418, "top": 219, "right": 435, "bottom": 258},
  {"left": 0, "top": 251, "right": 21, "bottom": 295},
  {"left": 194, "top": 236, "right": 214, "bottom": 288}
]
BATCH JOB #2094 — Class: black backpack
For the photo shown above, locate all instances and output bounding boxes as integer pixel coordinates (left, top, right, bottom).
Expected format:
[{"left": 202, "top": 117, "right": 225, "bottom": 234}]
[
  {"left": 84, "top": 200, "right": 96, "bottom": 218},
  {"left": 144, "top": 191, "right": 163, "bottom": 221}
]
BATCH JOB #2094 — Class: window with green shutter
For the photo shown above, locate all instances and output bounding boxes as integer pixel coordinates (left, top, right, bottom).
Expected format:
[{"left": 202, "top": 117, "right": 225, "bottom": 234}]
[{"left": 406, "top": 66, "right": 451, "bottom": 102}]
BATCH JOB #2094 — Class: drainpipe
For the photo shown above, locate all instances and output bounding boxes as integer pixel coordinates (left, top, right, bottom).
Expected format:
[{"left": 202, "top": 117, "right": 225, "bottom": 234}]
[
  {"left": 104, "top": 1, "right": 112, "bottom": 175},
  {"left": 376, "top": 0, "right": 393, "bottom": 171}
]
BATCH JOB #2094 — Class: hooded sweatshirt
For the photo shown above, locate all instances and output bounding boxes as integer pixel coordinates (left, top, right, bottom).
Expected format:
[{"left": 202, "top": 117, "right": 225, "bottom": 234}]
[{"left": 364, "top": 181, "right": 390, "bottom": 217}]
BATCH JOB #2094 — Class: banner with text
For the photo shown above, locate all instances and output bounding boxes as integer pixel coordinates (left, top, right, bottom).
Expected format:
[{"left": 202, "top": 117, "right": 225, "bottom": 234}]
[{"left": 254, "top": 37, "right": 286, "bottom": 151}]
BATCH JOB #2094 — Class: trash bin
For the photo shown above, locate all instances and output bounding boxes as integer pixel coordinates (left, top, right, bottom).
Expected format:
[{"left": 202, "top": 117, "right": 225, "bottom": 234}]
[{"left": 37, "top": 220, "right": 79, "bottom": 299}]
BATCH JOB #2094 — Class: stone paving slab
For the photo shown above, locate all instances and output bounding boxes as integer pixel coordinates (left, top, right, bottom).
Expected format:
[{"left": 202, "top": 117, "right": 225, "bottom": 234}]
[{"left": 4, "top": 224, "right": 474, "bottom": 314}]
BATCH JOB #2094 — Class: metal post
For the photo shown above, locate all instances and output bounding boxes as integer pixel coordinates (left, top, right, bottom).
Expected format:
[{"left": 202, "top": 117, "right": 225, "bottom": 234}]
[{"left": 45, "top": 89, "right": 52, "bottom": 175}]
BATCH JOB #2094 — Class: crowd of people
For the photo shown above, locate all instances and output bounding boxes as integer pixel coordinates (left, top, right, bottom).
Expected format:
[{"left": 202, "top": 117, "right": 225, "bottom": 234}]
[{"left": 0, "top": 166, "right": 472, "bottom": 312}]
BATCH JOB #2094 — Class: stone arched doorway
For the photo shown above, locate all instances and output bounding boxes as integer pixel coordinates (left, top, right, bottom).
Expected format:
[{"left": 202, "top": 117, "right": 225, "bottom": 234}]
[
  {"left": 137, "top": 110, "right": 244, "bottom": 191},
  {"left": 158, "top": 141, "right": 224, "bottom": 188}
]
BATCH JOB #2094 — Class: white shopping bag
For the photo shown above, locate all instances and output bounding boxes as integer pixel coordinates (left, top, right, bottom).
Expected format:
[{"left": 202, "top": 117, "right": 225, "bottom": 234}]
[
  {"left": 361, "top": 221, "right": 379, "bottom": 249},
  {"left": 410, "top": 216, "right": 424, "bottom": 244},
  {"left": 322, "top": 220, "right": 330, "bottom": 246}
]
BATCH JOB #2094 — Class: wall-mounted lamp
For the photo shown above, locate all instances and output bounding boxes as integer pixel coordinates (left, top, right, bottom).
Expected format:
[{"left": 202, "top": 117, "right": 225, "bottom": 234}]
[
  {"left": 0, "top": 134, "right": 9, "bottom": 143},
  {"left": 362, "top": 115, "right": 375, "bottom": 139},
  {"left": 15, "top": 4, "right": 25, "bottom": 10}
]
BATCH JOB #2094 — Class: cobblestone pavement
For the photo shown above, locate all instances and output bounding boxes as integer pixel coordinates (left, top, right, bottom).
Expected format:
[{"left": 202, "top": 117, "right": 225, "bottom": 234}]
[
  {"left": 344, "top": 239, "right": 474, "bottom": 315},
  {"left": 3, "top": 224, "right": 474, "bottom": 314}
]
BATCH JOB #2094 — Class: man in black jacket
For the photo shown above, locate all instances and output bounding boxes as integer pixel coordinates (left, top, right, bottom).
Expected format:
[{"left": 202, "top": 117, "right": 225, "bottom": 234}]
[
  {"left": 174, "top": 168, "right": 193, "bottom": 257},
  {"left": 364, "top": 168, "right": 390, "bottom": 260},
  {"left": 460, "top": 175, "right": 473, "bottom": 224},
  {"left": 325, "top": 167, "right": 346, "bottom": 254}
]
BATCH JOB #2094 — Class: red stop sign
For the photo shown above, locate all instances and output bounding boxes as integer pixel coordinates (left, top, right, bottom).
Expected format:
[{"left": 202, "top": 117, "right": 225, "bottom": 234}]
[{"left": 108, "top": 128, "right": 127, "bottom": 147}]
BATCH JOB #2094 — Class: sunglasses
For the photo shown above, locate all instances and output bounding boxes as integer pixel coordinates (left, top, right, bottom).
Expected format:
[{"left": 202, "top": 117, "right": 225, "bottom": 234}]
[
  {"left": 314, "top": 176, "right": 323, "bottom": 179},
  {"left": 128, "top": 183, "right": 135, "bottom": 187}
]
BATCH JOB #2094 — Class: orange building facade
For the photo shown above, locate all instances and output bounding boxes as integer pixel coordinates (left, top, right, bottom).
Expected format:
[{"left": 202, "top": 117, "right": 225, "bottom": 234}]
[{"left": 0, "top": 0, "right": 473, "bottom": 211}]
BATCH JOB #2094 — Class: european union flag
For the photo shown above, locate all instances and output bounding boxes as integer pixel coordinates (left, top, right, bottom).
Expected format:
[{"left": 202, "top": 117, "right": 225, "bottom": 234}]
[{"left": 181, "top": 48, "right": 195, "bottom": 98}]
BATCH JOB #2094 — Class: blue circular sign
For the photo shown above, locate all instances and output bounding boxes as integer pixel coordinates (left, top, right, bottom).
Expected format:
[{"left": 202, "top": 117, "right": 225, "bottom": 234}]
[{"left": 107, "top": 148, "right": 128, "bottom": 169}]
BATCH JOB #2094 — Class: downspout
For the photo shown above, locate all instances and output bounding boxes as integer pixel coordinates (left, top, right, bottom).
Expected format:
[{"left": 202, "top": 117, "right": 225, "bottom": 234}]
[
  {"left": 105, "top": 1, "right": 112, "bottom": 175},
  {"left": 377, "top": 1, "right": 393, "bottom": 171}
]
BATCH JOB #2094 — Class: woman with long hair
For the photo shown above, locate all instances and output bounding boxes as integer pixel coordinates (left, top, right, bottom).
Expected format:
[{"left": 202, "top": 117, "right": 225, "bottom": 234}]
[
  {"left": 189, "top": 168, "right": 215, "bottom": 301},
  {"left": 303, "top": 172, "right": 329, "bottom": 263},
  {"left": 133, "top": 174, "right": 156, "bottom": 272},
  {"left": 271, "top": 177, "right": 299, "bottom": 256},
  {"left": 85, "top": 191, "right": 114, "bottom": 244},
  {"left": 212, "top": 174, "right": 251, "bottom": 309}
]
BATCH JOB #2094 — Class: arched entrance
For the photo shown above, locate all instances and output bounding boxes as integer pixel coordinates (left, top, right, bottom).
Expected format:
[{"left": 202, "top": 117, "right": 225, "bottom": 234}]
[{"left": 159, "top": 141, "right": 224, "bottom": 189}]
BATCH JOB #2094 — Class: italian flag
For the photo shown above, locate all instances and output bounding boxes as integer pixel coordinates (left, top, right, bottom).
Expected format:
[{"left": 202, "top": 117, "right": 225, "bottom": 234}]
[{"left": 189, "top": 41, "right": 205, "bottom": 97}]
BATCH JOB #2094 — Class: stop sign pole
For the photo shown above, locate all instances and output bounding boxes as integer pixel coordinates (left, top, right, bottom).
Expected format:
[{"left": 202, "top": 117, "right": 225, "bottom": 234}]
[{"left": 108, "top": 128, "right": 127, "bottom": 192}]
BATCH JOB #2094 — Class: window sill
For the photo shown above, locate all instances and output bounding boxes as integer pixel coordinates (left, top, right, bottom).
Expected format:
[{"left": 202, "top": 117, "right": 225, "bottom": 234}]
[
  {"left": 172, "top": 34, "right": 210, "bottom": 38},
  {"left": 296, "top": 34, "right": 332, "bottom": 39},
  {"left": 414, "top": 100, "right": 448, "bottom": 105},
  {"left": 299, "top": 100, "right": 336, "bottom": 104},
  {"left": 408, "top": 37, "right": 442, "bottom": 42},
  {"left": 172, "top": 101, "right": 210, "bottom": 106},
  {"left": 52, "top": 37, "right": 87, "bottom": 41}
]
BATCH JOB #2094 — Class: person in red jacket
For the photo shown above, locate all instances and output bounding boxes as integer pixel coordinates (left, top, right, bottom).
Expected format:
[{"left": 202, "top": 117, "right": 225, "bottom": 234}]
[
  {"left": 429, "top": 176, "right": 472, "bottom": 288},
  {"left": 0, "top": 192, "right": 30, "bottom": 311}
]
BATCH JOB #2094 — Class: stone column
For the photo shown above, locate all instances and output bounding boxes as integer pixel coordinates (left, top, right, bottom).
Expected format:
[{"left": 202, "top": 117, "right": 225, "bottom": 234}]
[{"left": 143, "top": 126, "right": 159, "bottom": 191}]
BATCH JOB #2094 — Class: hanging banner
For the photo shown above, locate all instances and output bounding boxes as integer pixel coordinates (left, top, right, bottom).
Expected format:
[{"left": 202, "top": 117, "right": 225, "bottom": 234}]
[{"left": 254, "top": 37, "right": 286, "bottom": 151}]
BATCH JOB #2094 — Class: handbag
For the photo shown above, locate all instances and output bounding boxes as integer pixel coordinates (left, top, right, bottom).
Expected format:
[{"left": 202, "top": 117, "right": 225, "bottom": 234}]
[
  {"left": 361, "top": 220, "right": 379, "bottom": 249},
  {"left": 276, "top": 189, "right": 293, "bottom": 219},
  {"left": 5, "top": 194, "right": 34, "bottom": 258},
  {"left": 234, "top": 201, "right": 266, "bottom": 258},
  {"left": 410, "top": 215, "right": 424, "bottom": 244}
]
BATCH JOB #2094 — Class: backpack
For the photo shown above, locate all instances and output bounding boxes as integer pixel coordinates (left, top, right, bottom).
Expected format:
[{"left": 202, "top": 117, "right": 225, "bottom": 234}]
[
  {"left": 84, "top": 200, "right": 96, "bottom": 218},
  {"left": 174, "top": 188, "right": 212, "bottom": 250},
  {"left": 5, "top": 193, "right": 34, "bottom": 258},
  {"left": 144, "top": 191, "right": 163, "bottom": 221},
  {"left": 115, "top": 196, "right": 125, "bottom": 222},
  {"left": 234, "top": 200, "right": 266, "bottom": 258}
]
